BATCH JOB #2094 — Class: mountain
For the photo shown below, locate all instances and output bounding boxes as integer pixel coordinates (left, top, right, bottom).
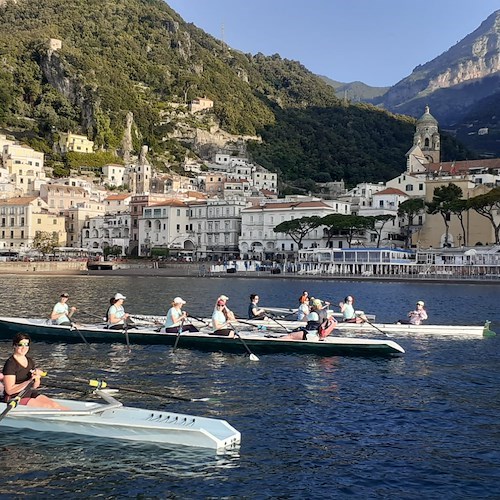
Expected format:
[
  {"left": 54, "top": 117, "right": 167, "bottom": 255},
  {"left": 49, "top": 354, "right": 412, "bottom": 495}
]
[
  {"left": 373, "top": 9, "right": 500, "bottom": 156},
  {"left": 320, "top": 76, "right": 389, "bottom": 102},
  {"left": 0, "top": 0, "right": 471, "bottom": 188}
]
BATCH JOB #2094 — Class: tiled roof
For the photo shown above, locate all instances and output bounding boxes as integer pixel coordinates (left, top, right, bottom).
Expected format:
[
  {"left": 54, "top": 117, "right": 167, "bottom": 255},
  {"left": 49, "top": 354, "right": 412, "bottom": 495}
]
[
  {"left": 0, "top": 196, "right": 38, "bottom": 205},
  {"left": 426, "top": 158, "right": 500, "bottom": 173},
  {"left": 374, "top": 187, "right": 408, "bottom": 196}
]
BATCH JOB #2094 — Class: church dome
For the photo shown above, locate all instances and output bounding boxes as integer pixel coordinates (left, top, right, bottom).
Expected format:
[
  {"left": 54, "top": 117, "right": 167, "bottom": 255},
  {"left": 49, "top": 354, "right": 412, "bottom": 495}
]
[{"left": 417, "top": 105, "right": 438, "bottom": 125}]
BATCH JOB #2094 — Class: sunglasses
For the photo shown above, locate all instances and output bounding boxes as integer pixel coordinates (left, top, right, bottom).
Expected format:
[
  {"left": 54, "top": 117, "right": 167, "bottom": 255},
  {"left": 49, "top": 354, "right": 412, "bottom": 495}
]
[{"left": 17, "top": 342, "right": 30, "bottom": 347}]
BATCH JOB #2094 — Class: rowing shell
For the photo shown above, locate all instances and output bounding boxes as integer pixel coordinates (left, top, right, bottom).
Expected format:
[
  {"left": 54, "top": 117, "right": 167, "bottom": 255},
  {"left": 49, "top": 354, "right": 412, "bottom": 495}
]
[
  {"left": 262, "top": 307, "right": 376, "bottom": 321},
  {"left": 226, "top": 318, "right": 496, "bottom": 337},
  {"left": 0, "top": 389, "right": 240, "bottom": 452},
  {"left": 331, "top": 320, "right": 495, "bottom": 337},
  {"left": 0, "top": 317, "right": 404, "bottom": 356}
]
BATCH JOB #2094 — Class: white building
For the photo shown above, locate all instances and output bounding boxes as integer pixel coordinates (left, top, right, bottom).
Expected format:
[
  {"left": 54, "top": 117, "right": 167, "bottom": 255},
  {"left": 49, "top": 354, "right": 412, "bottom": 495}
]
[
  {"left": 338, "top": 182, "right": 386, "bottom": 214},
  {"left": 239, "top": 197, "right": 349, "bottom": 260},
  {"left": 82, "top": 213, "right": 131, "bottom": 256},
  {"left": 137, "top": 199, "right": 190, "bottom": 257},
  {"left": 386, "top": 173, "right": 426, "bottom": 197},
  {"left": 102, "top": 164, "right": 126, "bottom": 187},
  {"left": 188, "top": 198, "right": 249, "bottom": 260}
]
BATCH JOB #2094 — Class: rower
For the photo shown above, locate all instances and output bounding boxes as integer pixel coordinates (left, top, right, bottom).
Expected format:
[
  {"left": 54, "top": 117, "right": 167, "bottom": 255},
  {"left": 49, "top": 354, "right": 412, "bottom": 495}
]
[
  {"left": 248, "top": 294, "right": 267, "bottom": 320},
  {"left": 398, "top": 300, "right": 428, "bottom": 325},
  {"left": 2, "top": 333, "right": 68, "bottom": 410},
  {"left": 107, "top": 293, "right": 136, "bottom": 330},
  {"left": 50, "top": 292, "right": 76, "bottom": 326}
]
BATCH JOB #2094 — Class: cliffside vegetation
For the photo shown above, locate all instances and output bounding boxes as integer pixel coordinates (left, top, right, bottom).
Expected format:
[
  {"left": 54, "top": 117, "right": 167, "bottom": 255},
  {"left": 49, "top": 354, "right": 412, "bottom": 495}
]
[{"left": 0, "top": 0, "right": 472, "bottom": 188}]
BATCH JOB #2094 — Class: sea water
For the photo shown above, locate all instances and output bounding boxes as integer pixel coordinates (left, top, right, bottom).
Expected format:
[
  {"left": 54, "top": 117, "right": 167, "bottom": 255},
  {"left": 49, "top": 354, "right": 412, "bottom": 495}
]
[{"left": 0, "top": 275, "right": 498, "bottom": 498}]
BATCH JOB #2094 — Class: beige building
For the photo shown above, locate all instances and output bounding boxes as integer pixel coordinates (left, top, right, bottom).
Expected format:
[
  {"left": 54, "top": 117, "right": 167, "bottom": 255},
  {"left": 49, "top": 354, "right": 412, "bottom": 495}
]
[
  {"left": 2, "top": 143, "right": 46, "bottom": 195},
  {"left": 40, "top": 184, "right": 90, "bottom": 213},
  {"left": 66, "top": 200, "right": 105, "bottom": 247},
  {"left": 59, "top": 132, "right": 94, "bottom": 154},
  {"left": 416, "top": 180, "right": 497, "bottom": 248},
  {"left": 189, "top": 97, "right": 214, "bottom": 113},
  {"left": 104, "top": 193, "right": 132, "bottom": 214},
  {"left": 0, "top": 196, "right": 66, "bottom": 254}
]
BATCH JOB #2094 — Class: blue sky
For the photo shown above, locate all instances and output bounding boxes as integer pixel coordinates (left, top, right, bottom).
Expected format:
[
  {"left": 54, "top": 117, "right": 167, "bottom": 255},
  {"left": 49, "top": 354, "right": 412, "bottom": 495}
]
[{"left": 166, "top": 1, "right": 499, "bottom": 87}]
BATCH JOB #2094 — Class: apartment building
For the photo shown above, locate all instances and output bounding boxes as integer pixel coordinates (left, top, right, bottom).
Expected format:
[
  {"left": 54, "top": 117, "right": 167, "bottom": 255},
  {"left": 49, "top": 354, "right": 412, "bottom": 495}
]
[{"left": 0, "top": 196, "right": 66, "bottom": 254}]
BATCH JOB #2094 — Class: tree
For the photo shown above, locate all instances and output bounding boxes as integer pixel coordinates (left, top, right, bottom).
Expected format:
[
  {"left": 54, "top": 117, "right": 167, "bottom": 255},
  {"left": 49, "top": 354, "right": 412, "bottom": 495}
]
[
  {"left": 398, "top": 198, "right": 425, "bottom": 248},
  {"left": 32, "top": 231, "right": 59, "bottom": 258},
  {"left": 273, "top": 216, "right": 321, "bottom": 250},
  {"left": 468, "top": 187, "right": 500, "bottom": 244},
  {"left": 449, "top": 198, "right": 469, "bottom": 246},
  {"left": 338, "top": 215, "right": 374, "bottom": 248},
  {"left": 426, "top": 184, "right": 463, "bottom": 247},
  {"left": 371, "top": 214, "right": 396, "bottom": 247},
  {"left": 317, "top": 213, "right": 346, "bottom": 246}
]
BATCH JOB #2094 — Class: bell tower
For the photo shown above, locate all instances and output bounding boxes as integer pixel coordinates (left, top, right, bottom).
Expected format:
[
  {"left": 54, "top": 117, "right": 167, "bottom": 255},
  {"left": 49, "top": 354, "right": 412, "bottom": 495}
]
[{"left": 413, "top": 105, "right": 440, "bottom": 163}]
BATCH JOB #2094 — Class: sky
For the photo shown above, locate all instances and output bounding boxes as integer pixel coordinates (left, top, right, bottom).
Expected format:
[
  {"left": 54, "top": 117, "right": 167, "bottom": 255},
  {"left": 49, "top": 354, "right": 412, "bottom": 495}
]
[{"left": 166, "top": 0, "right": 499, "bottom": 87}]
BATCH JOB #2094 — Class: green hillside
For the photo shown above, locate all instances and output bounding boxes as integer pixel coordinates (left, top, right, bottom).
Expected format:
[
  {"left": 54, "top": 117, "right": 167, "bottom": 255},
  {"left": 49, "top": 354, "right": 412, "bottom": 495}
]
[{"left": 0, "top": 0, "right": 473, "bottom": 187}]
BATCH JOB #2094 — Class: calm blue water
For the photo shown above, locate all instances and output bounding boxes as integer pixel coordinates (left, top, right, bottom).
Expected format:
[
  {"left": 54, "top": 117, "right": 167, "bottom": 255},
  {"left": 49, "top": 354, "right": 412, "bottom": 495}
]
[{"left": 0, "top": 275, "right": 499, "bottom": 499}]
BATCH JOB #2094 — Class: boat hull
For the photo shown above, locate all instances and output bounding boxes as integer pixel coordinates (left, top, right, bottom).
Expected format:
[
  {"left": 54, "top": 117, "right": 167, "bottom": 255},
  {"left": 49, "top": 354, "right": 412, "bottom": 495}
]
[
  {"left": 0, "top": 317, "right": 404, "bottom": 356},
  {"left": 0, "top": 390, "right": 240, "bottom": 451},
  {"left": 186, "top": 317, "right": 494, "bottom": 337}
]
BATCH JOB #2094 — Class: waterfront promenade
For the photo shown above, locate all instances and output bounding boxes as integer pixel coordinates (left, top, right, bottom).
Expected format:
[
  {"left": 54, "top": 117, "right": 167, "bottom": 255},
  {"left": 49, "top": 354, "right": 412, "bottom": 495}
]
[{"left": 1, "top": 260, "right": 499, "bottom": 284}]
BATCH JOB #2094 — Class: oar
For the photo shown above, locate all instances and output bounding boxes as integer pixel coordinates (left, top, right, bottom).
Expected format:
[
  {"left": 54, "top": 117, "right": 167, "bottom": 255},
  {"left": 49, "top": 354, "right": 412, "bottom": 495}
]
[
  {"left": 354, "top": 313, "right": 390, "bottom": 337},
  {"left": 172, "top": 319, "right": 186, "bottom": 353},
  {"left": 266, "top": 314, "right": 293, "bottom": 333},
  {"left": 47, "top": 376, "right": 210, "bottom": 402},
  {"left": 230, "top": 324, "right": 259, "bottom": 362},
  {"left": 122, "top": 322, "right": 131, "bottom": 352},
  {"left": 0, "top": 379, "right": 36, "bottom": 423},
  {"left": 190, "top": 316, "right": 211, "bottom": 327},
  {"left": 70, "top": 322, "right": 96, "bottom": 350},
  {"left": 79, "top": 309, "right": 105, "bottom": 322},
  {"left": 130, "top": 315, "right": 161, "bottom": 326}
]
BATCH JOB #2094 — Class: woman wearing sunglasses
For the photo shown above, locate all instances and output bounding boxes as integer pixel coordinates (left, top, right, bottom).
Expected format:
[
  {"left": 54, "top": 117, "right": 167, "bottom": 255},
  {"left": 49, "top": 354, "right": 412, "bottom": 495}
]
[{"left": 2, "top": 333, "right": 67, "bottom": 409}]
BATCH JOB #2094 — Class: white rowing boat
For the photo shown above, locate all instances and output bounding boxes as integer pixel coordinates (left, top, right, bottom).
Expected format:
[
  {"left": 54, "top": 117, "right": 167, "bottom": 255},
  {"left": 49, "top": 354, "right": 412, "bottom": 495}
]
[
  {"left": 0, "top": 389, "right": 241, "bottom": 452},
  {"left": 331, "top": 321, "right": 495, "bottom": 337},
  {"left": 262, "top": 306, "right": 376, "bottom": 322},
  {"left": 238, "top": 318, "right": 495, "bottom": 337}
]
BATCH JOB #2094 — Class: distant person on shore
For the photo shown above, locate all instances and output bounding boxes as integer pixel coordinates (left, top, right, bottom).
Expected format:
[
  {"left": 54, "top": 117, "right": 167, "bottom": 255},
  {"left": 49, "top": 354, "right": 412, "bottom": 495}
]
[
  {"left": 248, "top": 294, "right": 267, "bottom": 320},
  {"left": 107, "top": 293, "right": 136, "bottom": 330},
  {"left": 398, "top": 300, "right": 428, "bottom": 325},
  {"left": 50, "top": 292, "right": 76, "bottom": 326},
  {"left": 211, "top": 298, "right": 235, "bottom": 337},
  {"left": 163, "top": 297, "right": 198, "bottom": 333},
  {"left": 339, "top": 296, "right": 367, "bottom": 323}
]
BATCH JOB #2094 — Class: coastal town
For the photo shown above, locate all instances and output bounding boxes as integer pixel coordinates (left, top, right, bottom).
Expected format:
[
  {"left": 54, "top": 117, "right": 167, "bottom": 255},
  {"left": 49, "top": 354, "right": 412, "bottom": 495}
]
[{"left": 1, "top": 106, "right": 499, "bottom": 279}]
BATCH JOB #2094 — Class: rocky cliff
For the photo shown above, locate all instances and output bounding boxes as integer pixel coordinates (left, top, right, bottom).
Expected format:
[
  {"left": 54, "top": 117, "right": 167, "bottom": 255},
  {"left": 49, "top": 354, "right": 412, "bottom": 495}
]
[{"left": 376, "top": 10, "right": 500, "bottom": 126}]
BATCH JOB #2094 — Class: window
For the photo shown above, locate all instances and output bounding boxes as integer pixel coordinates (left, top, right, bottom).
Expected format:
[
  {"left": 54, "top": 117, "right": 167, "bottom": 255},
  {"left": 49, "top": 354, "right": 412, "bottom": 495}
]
[
  {"left": 406, "top": 184, "right": 413, "bottom": 192},
  {"left": 37, "top": 218, "right": 41, "bottom": 224},
  {"left": 418, "top": 184, "right": 424, "bottom": 191},
  {"left": 53, "top": 219, "right": 57, "bottom": 225}
]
